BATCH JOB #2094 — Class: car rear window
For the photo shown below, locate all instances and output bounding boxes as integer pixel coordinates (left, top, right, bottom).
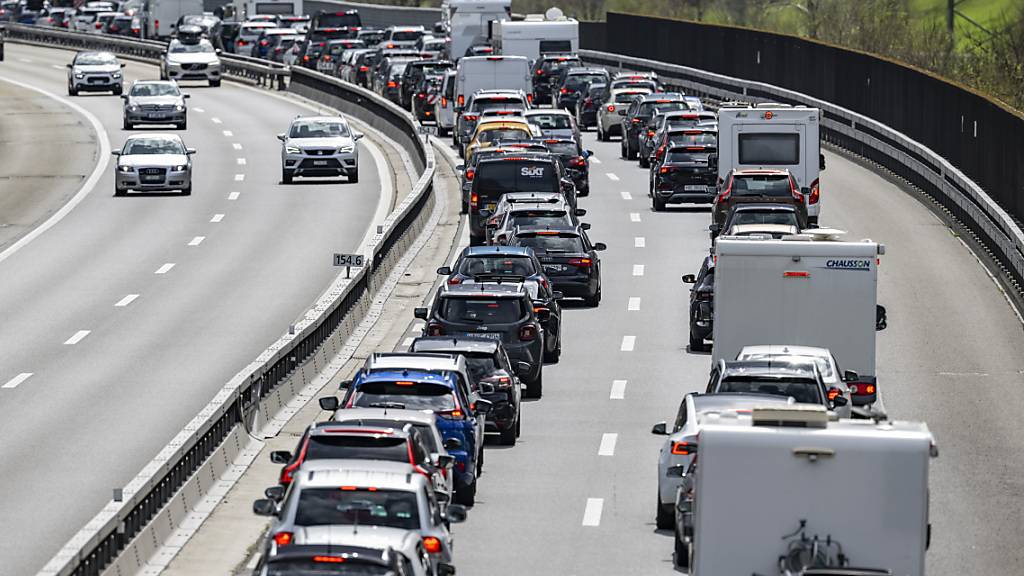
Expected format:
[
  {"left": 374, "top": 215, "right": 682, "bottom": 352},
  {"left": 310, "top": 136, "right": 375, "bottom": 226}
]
[
  {"left": 440, "top": 298, "right": 524, "bottom": 324},
  {"left": 668, "top": 131, "right": 717, "bottom": 146},
  {"left": 614, "top": 92, "right": 644, "bottom": 103},
  {"left": 542, "top": 58, "right": 579, "bottom": 72},
  {"left": 294, "top": 488, "right": 419, "bottom": 530},
  {"left": 475, "top": 161, "right": 558, "bottom": 196},
  {"left": 730, "top": 175, "right": 793, "bottom": 197},
  {"left": 639, "top": 101, "right": 687, "bottom": 116},
  {"left": 544, "top": 142, "right": 578, "bottom": 156},
  {"left": 456, "top": 255, "right": 537, "bottom": 277},
  {"left": 665, "top": 149, "right": 712, "bottom": 163},
  {"left": 464, "top": 353, "right": 499, "bottom": 383},
  {"left": 354, "top": 381, "right": 456, "bottom": 411},
  {"left": 391, "top": 30, "right": 422, "bottom": 41},
  {"left": 514, "top": 234, "right": 584, "bottom": 254},
  {"left": 305, "top": 433, "right": 409, "bottom": 463},
  {"left": 730, "top": 211, "right": 800, "bottom": 227},
  {"left": 508, "top": 211, "right": 572, "bottom": 229},
  {"left": 528, "top": 114, "right": 572, "bottom": 129},
  {"left": 472, "top": 98, "right": 526, "bottom": 112},
  {"left": 718, "top": 377, "right": 822, "bottom": 404},
  {"left": 565, "top": 73, "right": 604, "bottom": 89},
  {"left": 477, "top": 128, "right": 531, "bottom": 145}
]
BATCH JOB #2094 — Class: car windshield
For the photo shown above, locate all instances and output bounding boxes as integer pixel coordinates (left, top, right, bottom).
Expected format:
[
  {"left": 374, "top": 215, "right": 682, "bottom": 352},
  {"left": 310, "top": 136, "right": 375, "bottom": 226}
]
[
  {"left": 305, "top": 433, "right": 409, "bottom": 463},
  {"left": 290, "top": 120, "right": 350, "bottom": 138},
  {"left": 353, "top": 381, "right": 456, "bottom": 411},
  {"left": 131, "top": 83, "right": 179, "bottom": 97},
  {"left": 465, "top": 354, "right": 499, "bottom": 383},
  {"left": 509, "top": 212, "right": 572, "bottom": 229},
  {"left": 731, "top": 175, "right": 793, "bottom": 197},
  {"left": 457, "top": 256, "right": 536, "bottom": 277},
  {"left": 528, "top": 114, "right": 572, "bottom": 129},
  {"left": 75, "top": 52, "right": 117, "bottom": 65},
  {"left": 730, "top": 211, "right": 800, "bottom": 227},
  {"left": 391, "top": 30, "right": 422, "bottom": 41},
  {"left": 267, "top": 561, "right": 391, "bottom": 576},
  {"left": 478, "top": 128, "right": 530, "bottom": 145},
  {"left": 123, "top": 138, "right": 184, "bottom": 155},
  {"left": 614, "top": 92, "right": 645, "bottom": 103},
  {"left": 169, "top": 41, "right": 215, "bottom": 53},
  {"left": 565, "top": 73, "right": 604, "bottom": 89},
  {"left": 474, "top": 99, "right": 526, "bottom": 112},
  {"left": 515, "top": 235, "right": 583, "bottom": 254},
  {"left": 294, "top": 488, "right": 419, "bottom": 530},
  {"left": 719, "top": 377, "right": 822, "bottom": 403},
  {"left": 441, "top": 298, "right": 523, "bottom": 324}
]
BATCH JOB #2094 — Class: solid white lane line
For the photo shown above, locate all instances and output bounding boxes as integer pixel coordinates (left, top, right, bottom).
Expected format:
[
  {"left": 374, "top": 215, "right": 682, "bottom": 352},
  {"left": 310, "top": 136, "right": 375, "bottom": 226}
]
[
  {"left": 232, "top": 143, "right": 243, "bottom": 150},
  {"left": 606, "top": 173, "right": 620, "bottom": 181},
  {"left": 236, "top": 158, "right": 247, "bottom": 165},
  {"left": 634, "top": 237, "right": 646, "bottom": 248},
  {"left": 2, "top": 373, "right": 32, "bottom": 389},
  {"left": 155, "top": 263, "right": 175, "bottom": 274},
  {"left": 633, "top": 264, "right": 645, "bottom": 276},
  {"left": 630, "top": 212, "right": 641, "bottom": 222},
  {"left": 188, "top": 236, "right": 205, "bottom": 246},
  {"left": 628, "top": 297, "right": 641, "bottom": 311},
  {"left": 228, "top": 192, "right": 240, "bottom": 200},
  {"left": 64, "top": 330, "right": 91, "bottom": 345},
  {"left": 620, "top": 191, "right": 632, "bottom": 200},
  {"left": 210, "top": 213, "right": 225, "bottom": 223},
  {"left": 598, "top": 433, "right": 618, "bottom": 456},
  {"left": 114, "top": 294, "right": 139, "bottom": 307},
  {"left": 590, "top": 156, "right": 601, "bottom": 164},
  {"left": 610, "top": 380, "right": 627, "bottom": 399},
  {"left": 193, "top": 107, "right": 205, "bottom": 113},
  {"left": 621, "top": 335, "right": 636, "bottom": 351},
  {"left": 211, "top": 117, "right": 223, "bottom": 124},
  {"left": 234, "top": 174, "right": 245, "bottom": 181},
  {"left": 582, "top": 498, "right": 604, "bottom": 526},
  {"left": 222, "top": 130, "right": 233, "bottom": 137}
]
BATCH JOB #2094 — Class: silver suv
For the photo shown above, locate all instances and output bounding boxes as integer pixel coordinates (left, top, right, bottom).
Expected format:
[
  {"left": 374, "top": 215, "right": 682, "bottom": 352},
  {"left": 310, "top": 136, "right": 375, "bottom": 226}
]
[
  {"left": 67, "top": 51, "right": 123, "bottom": 96},
  {"left": 278, "top": 116, "right": 362, "bottom": 184},
  {"left": 121, "top": 80, "right": 188, "bottom": 130},
  {"left": 160, "top": 35, "right": 222, "bottom": 87}
]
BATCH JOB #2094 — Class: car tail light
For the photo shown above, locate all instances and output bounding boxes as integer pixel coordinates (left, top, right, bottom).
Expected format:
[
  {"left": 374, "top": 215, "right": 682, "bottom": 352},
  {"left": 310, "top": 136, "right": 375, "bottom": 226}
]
[
  {"left": 447, "top": 277, "right": 462, "bottom": 285},
  {"left": 631, "top": 118, "right": 643, "bottom": 123},
  {"left": 656, "top": 145, "right": 666, "bottom": 159},
  {"left": 526, "top": 93, "right": 533, "bottom": 104},
  {"left": 790, "top": 177, "right": 804, "bottom": 202},
  {"left": 238, "top": 39, "right": 248, "bottom": 45},
  {"left": 462, "top": 114, "right": 478, "bottom": 121},
  {"left": 455, "top": 460, "right": 466, "bottom": 472},
  {"left": 569, "top": 156, "right": 585, "bottom": 168},
  {"left": 809, "top": 178, "right": 820, "bottom": 204},
  {"left": 427, "top": 323, "right": 444, "bottom": 336},
  {"left": 387, "top": 81, "right": 397, "bottom": 88},
  {"left": 568, "top": 257, "right": 592, "bottom": 267},
  {"left": 275, "top": 47, "right": 282, "bottom": 53},
  {"left": 323, "top": 55, "right": 331, "bottom": 61},
  {"left": 313, "top": 556, "right": 345, "bottom": 563},
  {"left": 457, "top": 95, "right": 465, "bottom": 107},
  {"left": 560, "top": 88, "right": 568, "bottom": 94},
  {"left": 465, "top": 168, "right": 475, "bottom": 181},
  {"left": 717, "top": 177, "right": 733, "bottom": 202},
  {"left": 417, "top": 93, "right": 426, "bottom": 99},
  {"left": 849, "top": 383, "right": 877, "bottom": 396},
  {"left": 671, "top": 441, "right": 694, "bottom": 455},
  {"left": 423, "top": 537, "right": 442, "bottom": 554},
  {"left": 659, "top": 166, "right": 674, "bottom": 174},
  {"left": 359, "top": 65, "right": 369, "bottom": 72},
  {"left": 95, "top": 22, "right": 102, "bottom": 29},
  {"left": 470, "top": 192, "right": 478, "bottom": 209},
  {"left": 154, "top": 18, "right": 159, "bottom": 31},
  {"left": 273, "top": 532, "right": 294, "bottom": 546},
  {"left": 484, "top": 375, "right": 512, "bottom": 389},
  {"left": 647, "top": 130, "right": 655, "bottom": 137},
  {"left": 607, "top": 105, "right": 615, "bottom": 112},
  {"left": 303, "top": 55, "right": 310, "bottom": 62},
  {"left": 386, "top": 42, "right": 395, "bottom": 48},
  {"left": 827, "top": 388, "right": 842, "bottom": 402},
  {"left": 519, "top": 324, "right": 537, "bottom": 341},
  {"left": 440, "top": 409, "right": 464, "bottom": 420},
  {"left": 260, "top": 40, "right": 269, "bottom": 46},
  {"left": 536, "top": 69, "right": 544, "bottom": 75}
]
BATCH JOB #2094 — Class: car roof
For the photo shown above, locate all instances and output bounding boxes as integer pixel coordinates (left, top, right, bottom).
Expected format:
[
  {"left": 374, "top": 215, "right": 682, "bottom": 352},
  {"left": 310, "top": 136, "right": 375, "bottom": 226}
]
[
  {"left": 366, "top": 352, "right": 464, "bottom": 374},
  {"left": 500, "top": 191, "right": 563, "bottom": 203},
  {"left": 331, "top": 407, "right": 439, "bottom": 426},
  {"left": 693, "top": 392, "right": 797, "bottom": 412},
  {"left": 524, "top": 109, "right": 572, "bottom": 117},
  {"left": 292, "top": 115, "right": 348, "bottom": 123},
  {"left": 509, "top": 202, "right": 569, "bottom": 213},
  {"left": 721, "top": 359, "right": 818, "bottom": 378},
  {"left": 411, "top": 336, "right": 500, "bottom": 354},
  {"left": 641, "top": 92, "right": 686, "bottom": 101},
  {"left": 514, "top": 226, "right": 580, "bottom": 237},
  {"left": 464, "top": 245, "right": 534, "bottom": 257},
  {"left": 566, "top": 67, "right": 605, "bottom": 74},
  {"left": 295, "top": 461, "right": 422, "bottom": 489},
  {"left": 477, "top": 153, "right": 553, "bottom": 165}
]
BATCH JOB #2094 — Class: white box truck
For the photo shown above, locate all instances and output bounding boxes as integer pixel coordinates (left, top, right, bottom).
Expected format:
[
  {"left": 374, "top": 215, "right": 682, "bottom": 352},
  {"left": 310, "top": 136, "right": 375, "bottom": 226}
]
[
  {"left": 712, "top": 234, "right": 887, "bottom": 404},
  {"left": 453, "top": 54, "right": 530, "bottom": 110},
  {"left": 141, "top": 0, "right": 204, "bottom": 39},
  {"left": 442, "top": 0, "right": 510, "bottom": 61},
  {"left": 489, "top": 12, "right": 578, "bottom": 62},
  {"left": 685, "top": 405, "right": 935, "bottom": 576},
  {"left": 717, "top": 105, "right": 826, "bottom": 225}
]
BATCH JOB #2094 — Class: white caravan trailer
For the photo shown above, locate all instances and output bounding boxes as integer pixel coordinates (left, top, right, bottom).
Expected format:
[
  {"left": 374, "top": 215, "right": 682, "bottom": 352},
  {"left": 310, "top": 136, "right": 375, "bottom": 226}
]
[
  {"left": 489, "top": 11, "right": 578, "bottom": 62},
  {"left": 442, "top": 0, "right": 510, "bottom": 61}
]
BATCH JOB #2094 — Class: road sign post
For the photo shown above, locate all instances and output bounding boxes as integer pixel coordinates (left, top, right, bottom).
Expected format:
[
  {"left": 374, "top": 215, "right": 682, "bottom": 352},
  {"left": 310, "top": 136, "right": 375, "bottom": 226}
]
[{"left": 333, "top": 253, "right": 365, "bottom": 279}]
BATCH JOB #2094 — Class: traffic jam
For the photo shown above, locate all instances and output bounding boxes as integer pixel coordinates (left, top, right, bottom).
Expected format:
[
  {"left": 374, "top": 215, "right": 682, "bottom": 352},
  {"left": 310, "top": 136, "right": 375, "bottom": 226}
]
[{"left": 4, "top": 0, "right": 937, "bottom": 574}]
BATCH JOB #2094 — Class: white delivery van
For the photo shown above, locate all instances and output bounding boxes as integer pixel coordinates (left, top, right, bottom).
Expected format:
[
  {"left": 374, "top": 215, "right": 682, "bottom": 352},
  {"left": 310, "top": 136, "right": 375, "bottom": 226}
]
[
  {"left": 142, "top": 0, "right": 204, "bottom": 39},
  {"left": 454, "top": 54, "right": 530, "bottom": 110},
  {"left": 442, "top": 0, "right": 510, "bottom": 61},
  {"left": 712, "top": 234, "right": 887, "bottom": 403},
  {"left": 717, "top": 105, "right": 826, "bottom": 225},
  {"left": 489, "top": 12, "right": 578, "bottom": 61},
  {"left": 685, "top": 405, "right": 935, "bottom": 576}
]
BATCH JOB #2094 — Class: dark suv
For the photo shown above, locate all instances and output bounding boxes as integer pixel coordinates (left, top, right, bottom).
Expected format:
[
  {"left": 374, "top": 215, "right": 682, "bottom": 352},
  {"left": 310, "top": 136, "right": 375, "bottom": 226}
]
[
  {"left": 415, "top": 282, "right": 547, "bottom": 398},
  {"left": 468, "top": 153, "right": 569, "bottom": 245},
  {"left": 650, "top": 145, "right": 718, "bottom": 210},
  {"left": 620, "top": 93, "right": 689, "bottom": 160},
  {"left": 542, "top": 138, "right": 592, "bottom": 196},
  {"left": 530, "top": 54, "right": 581, "bottom": 104},
  {"left": 556, "top": 67, "right": 609, "bottom": 111},
  {"left": 576, "top": 81, "right": 608, "bottom": 129},
  {"left": 400, "top": 59, "right": 452, "bottom": 110},
  {"left": 711, "top": 169, "right": 808, "bottom": 233},
  {"left": 507, "top": 227, "right": 605, "bottom": 306},
  {"left": 682, "top": 256, "right": 714, "bottom": 352}
]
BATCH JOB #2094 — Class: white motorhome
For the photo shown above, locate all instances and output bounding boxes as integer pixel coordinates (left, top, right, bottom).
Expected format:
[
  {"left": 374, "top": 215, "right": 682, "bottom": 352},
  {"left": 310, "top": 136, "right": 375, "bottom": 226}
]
[
  {"left": 232, "top": 0, "right": 302, "bottom": 20},
  {"left": 717, "top": 105, "right": 826, "bottom": 225},
  {"left": 141, "top": 0, "right": 203, "bottom": 39},
  {"left": 683, "top": 405, "right": 935, "bottom": 575},
  {"left": 712, "top": 234, "right": 886, "bottom": 404},
  {"left": 453, "top": 54, "right": 530, "bottom": 110},
  {"left": 442, "top": 0, "right": 510, "bottom": 61},
  {"left": 489, "top": 11, "right": 578, "bottom": 62}
]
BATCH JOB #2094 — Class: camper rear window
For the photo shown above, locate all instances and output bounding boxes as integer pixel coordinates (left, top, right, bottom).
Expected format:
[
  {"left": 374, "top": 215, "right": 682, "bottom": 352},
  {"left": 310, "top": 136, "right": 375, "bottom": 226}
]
[
  {"left": 540, "top": 41, "right": 573, "bottom": 55},
  {"left": 738, "top": 133, "right": 800, "bottom": 165}
]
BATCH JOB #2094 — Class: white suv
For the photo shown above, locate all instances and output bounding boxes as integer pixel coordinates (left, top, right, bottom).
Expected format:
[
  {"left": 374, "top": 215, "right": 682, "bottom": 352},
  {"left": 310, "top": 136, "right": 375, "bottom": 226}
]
[{"left": 278, "top": 116, "right": 362, "bottom": 183}]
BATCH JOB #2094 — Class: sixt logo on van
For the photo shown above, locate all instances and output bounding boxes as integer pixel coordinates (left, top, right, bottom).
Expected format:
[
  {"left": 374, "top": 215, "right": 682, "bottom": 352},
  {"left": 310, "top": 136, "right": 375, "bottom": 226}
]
[{"left": 825, "top": 259, "right": 871, "bottom": 270}]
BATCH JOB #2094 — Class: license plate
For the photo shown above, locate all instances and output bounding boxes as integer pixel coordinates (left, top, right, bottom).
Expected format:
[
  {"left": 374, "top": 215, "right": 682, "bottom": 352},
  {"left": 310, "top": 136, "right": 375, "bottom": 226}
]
[
  {"left": 463, "top": 332, "right": 502, "bottom": 341},
  {"left": 145, "top": 113, "right": 165, "bottom": 120},
  {"left": 684, "top": 185, "right": 708, "bottom": 192},
  {"left": 312, "top": 160, "right": 329, "bottom": 166},
  {"left": 142, "top": 175, "right": 162, "bottom": 182},
  {"left": 544, "top": 264, "right": 567, "bottom": 273}
]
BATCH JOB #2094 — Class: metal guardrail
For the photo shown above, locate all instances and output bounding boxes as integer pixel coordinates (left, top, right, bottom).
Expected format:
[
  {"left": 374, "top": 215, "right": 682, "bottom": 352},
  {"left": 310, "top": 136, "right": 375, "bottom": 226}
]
[
  {"left": 8, "top": 24, "right": 436, "bottom": 576},
  {"left": 580, "top": 49, "right": 1024, "bottom": 297}
]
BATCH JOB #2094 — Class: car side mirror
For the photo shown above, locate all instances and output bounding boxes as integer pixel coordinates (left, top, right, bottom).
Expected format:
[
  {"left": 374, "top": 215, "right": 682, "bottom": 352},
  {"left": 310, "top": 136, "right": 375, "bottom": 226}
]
[
  {"left": 819, "top": 152, "right": 826, "bottom": 171},
  {"left": 708, "top": 223, "right": 720, "bottom": 234},
  {"left": 651, "top": 421, "right": 668, "bottom": 435},
  {"left": 479, "top": 382, "right": 495, "bottom": 394},
  {"left": 160, "top": 49, "right": 167, "bottom": 55},
  {"left": 111, "top": 151, "right": 121, "bottom": 156},
  {"left": 435, "top": 454, "right": 455, "bottom": 469},
  {"left": 593, "top": 242, "right": 607, "bottom": 251},
  {"left": 707, "top": 153, "right": 718, "bottom": 172},
  {"left": 575, "top": 208, "right": 587, "bottom": 216},
  {"left": 186, "top": 148, "right": 196, "bottom": 155},
  {"left": 277, "top": 133, "right": 286, "bottom": 141},
  {"left": 264, "top": 485, "right": 286, "bottom": 501},
  {"left": 183, "top": 93, "right": 191, "bottom": 98},
  {"left": 515, "top": 361, "right": 531, "bottom": 377},
  {"left": 682, "top": 274, "right": 696, "bottom": 284},
  {"left": 580, "top": 222, "right": 591, "bottom": 230},
  {"left": 584, "top": 149, "right": 593, "bottom": 157},
  {"left": 552, "top": 291, "right": 564, "bottom": 300},
  {"left": 66, "top": 63, "right": 73, "bottom": 69},
  {"left": 455, "top": 164, "right": 465, "bottom": 171},
  {"left": 444, "top": 503, "right": 468, "bottom": 523},
  {"left": 443, "top": 437, "right": 462, "bottom": 450},
  {"left": 831, "top": 395, "right": 848, "bottom": 408},
  {"left": 561, "top": 179, "right": 573, "bottom": 190},
  {"left": 353, "top": 132, "right": 364, "bottom": 141},
  {"left": 801, "top": 186, "right": 811, "bottom": 198},
  {"left": 843, "top": 370, "right": 859, "bottom": 382},
  {"left": 414, "top": 307, "right": 428, "bottom": 320},
  {"left": 269, "top": 450, "right": 292, "bottom": 464},
  {"left": 215, "top": 48, "right": 222, "bottom": 54},
  {"left": 120, "top": 94, "right": 129, "bottom": 100},
  {"left": 338, "top": 379, "right": 352, "bottom": 389},
  {"left": 876, "top": 305, "right": 887, "bottom": 331},
  {"left": 436, "top": 266, "right": 451, "bottom": 275},
  {"left": 474, "top": 399, "right": 493, "bottom": 414},
  {"left": 252, "top": 499, "right": 278, "bottom": 516},
  {"left": 534, "top": 308, "right": 551, "bottom": 323},
  {"left": 318, "top": 396, "right": 339, "bottom": 411}
]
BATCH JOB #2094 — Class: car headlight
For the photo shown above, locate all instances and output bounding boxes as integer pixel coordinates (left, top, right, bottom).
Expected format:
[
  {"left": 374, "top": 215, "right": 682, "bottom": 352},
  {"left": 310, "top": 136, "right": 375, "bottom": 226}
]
[
  {"left": 118, "top": 165, "right": 133, "bottom": 173},
  {"left": 285, "top": 145, "right": 302, "bottom": 154},
  {"left": 112, "top": 72, "right": 122, "bottom": 79},
  {"left": 175, "top": 104, "right": 185, "bottom": 112},
  {"left": 127, "top": 104, "right": 139, "bottom": 112},
  {"left": 338, "top": 145, "right": 354, "bottom": 154},
  {"left": 173, "top": 165, "right": 186, "bottom": 171},
  {"left": 74, "top": 72, "right": 84, "bottom": 78}
]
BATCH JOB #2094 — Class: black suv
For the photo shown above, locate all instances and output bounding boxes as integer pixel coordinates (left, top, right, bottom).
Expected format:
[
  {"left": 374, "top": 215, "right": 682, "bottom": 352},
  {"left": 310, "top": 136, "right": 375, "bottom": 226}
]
[
  {"left": 556, "top": 67, "right": 609, "bottom": 111},
  {"left": 650, "top": 144, "right": 718, "bottom": 211},
  {"left": 415, "top": 282, "right": 547, "bottom": 398},
  {"left": 620, "top": 93, "right": 689, "bottom": 160},
  {"left": 468, "top": 153, "right": 571, "bottom": 245},
  {"left": 530, "top": 54, "right": 581, "bottom": 104},
  {"left": 682, "top": 256, "right": 714, "bottom": 352},
  {"left": 576, "top": 81, "right": 608, "bottom": 129},
  {"left": 410, "top": 336, "right": 524, "bottom": 445},
  {"left": 400, "top": 59, "right": 452, "bottom": 110},
  {"left": 507, "top": 227, "right": 606, "bottom": 306}
]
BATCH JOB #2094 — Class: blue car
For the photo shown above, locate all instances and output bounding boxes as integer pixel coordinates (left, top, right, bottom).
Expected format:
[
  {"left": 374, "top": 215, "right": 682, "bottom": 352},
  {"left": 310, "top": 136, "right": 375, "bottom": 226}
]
[{"left": 340, "top": 368, "right": 490, "bottom": 506}]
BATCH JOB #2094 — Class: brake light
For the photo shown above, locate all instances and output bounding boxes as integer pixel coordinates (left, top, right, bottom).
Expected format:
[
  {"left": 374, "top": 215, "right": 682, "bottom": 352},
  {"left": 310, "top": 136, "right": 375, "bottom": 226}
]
[
  {"left": 154, "top": 18, "right": 159, "bottom": 30},
  {"left": 659, "top": 166, "right": 673, "bottom": 174},
  {"left": 656, "top": 145, "right": 665, "bottom": 159},
  {"left": 560, "top": 88, "right": 568, "bottom": 94},
  {"left": 849, "top": 383, "right": 877, "bottom": 396},
  {"left": 462, "top": 114, "right": 478, "bottom": 121},
  {"left": 647, "top": 130, "right": 655, "bottom": 137},
  {"left": 519, "top": 324, "right": 537, "bottom": 341},
  {"left": 313, "top": 556, "right": 345, "bottom": 563},
  {"left": 536, "top": 69, "right": 544, "bottom": 75},
  {"left": 569, "top": 156, "right": 585, "bottom": 167},
  {"left": 809, "top": 178, "right": 820, "bottom": 205},
  {"left": 359, "top": 65, "right": 369, "bottom": 71},
  {"left": 95, "top": 22, "right": 102, "bottom": 29},
  {"left": 386, "top": 43, "right": 395, "bottom": 48},
  {"left": 526, "top": 93, "right": 533, "bottom": 104},
  {"left": 441, "top": 409, "right": 464, "bottom": 419},
  {"left": 783, "top": 271, "right": 810, "bottom": 278},
  {"left": 260, "top": 40, "right": 269, "bottom": 46},
  {"left": 427, "top": 323, "right": 444, "bottom": 336},
  {"left": 607, "top": 105, "right": 615, "bottom": 112},
  {"left": 827, "top": 388, "right": 842, "bottom": 402},
  {"left": 303, "top": 55, "right": 310, "bottom": 62},
  {"left": 417, "top": 93, "right": 426, "bottom": 99},
  {"left": 717, "top": 177, "right": 733, "bottom": 202},
  {"left": 465, "top": 168, "right": 475, "bottom": 181},
  {"left": 323, "top": 55, "right": 331, "bottom": 61},
  {"left": 423, "top": 537, "right": 442, "bottom": 554},
  {"left": 273, "top": 532, "right": 294, "bottom": 546},
  {"left": 671, "top": 441, "right": 694, "bottom": 455},
  {"left": 457, "top": 95, "right": 465, "bottom": 107},
  {"left": 631, "top": 118, "right": 643, "bottom": 123},
  {"left": 441, "top": 96, "right": 448, "bottom": 107},
  {"left": 387, "top": 81, "right": 397, "bottom": 88},
  {"left": 470, "top": 192, "right": 478, "bottom": 209},
  {"left": 568, "top": 258, "right": 592, "bottom": 267},
  {"left": 448, "top": 277, "right": 462, "bottom": 285}
]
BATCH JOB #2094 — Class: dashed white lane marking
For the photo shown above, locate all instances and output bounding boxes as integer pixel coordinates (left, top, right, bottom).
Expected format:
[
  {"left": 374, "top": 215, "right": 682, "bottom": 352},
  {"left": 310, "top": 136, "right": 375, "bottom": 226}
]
[
  {"left": 610, "top": 380, "right": 627, "bottom": 400},
  {"left": 402, "top": 337, "right": 414, "bottom": 347},
  {"left": 628, "top": 297, "right": 641, "bottom": 311},
  {"left": 210, "top": 213, "right": 225, "bottom": 223},
  {"left": 19, "top": 58, "right": 33, "bottom": 63},
  {"left": 236, "top": 158, "right": 247, "bottom": 165},
  {"left": 590, "top": 156, "right": 601, "bottom": 164},
  {"left": 193, "top": 107, "right": 205, "bottom": 113},
  {"left": 620, "top": 191, "right": 632, "bottom": 200},
  {"left": 633, "top": 264, "right": 645, "bottom": 276},
  {"left": 582, "top": 498, "right": 604, "bottom": 526},
  {"left": 211, "top": 117, "right": 223, "bottom": 124},
  {"left": 630, "top": 212, "right": 641, "bottom": 222},
  {"left": 114, "top": 294, "right": 139, "bottom": 307},
  {"left": 606, "top": 173, "right": 620, "bottom": 181},
  {"left": 232, "top": 143, "right": 243, "bottom": 150},
  {"left": 234, "top": 174, "right": 245, "bottom": 181},
  {"left": 634, "top": 237, "right": 646, "bottom": 248},
  {"left": 64, "top": 330, "right": 91, "bottom": 345},
  {"left": 2, "top": 373, "right": 32, "bottom": 389},
  {"left": 598, "top": 433, "right": 618, "bottom": 456},
  {"left": 188, "top": 236, "right": 205, "bottom": 246},
  {"left": 50, "top": 64, "right": 64, "bottom": 70},
  {"left": 228, "top": 192, "right": 240, "bottom": 200},
  {"left": 155, "top": 263, "right": 175, "bottom": 274},
  {"left": 621, "top": 335, "right": 636, "bottom": 352},
  {"left": 222, "top": 130, "right": 233, "bottom": 137}
]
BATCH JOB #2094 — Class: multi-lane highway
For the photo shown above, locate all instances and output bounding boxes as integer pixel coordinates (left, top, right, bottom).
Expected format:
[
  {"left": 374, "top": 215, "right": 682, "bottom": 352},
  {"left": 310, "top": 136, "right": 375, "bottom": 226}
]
[{"left": 0, "top": 43, "right": 394, "bottom": 575}]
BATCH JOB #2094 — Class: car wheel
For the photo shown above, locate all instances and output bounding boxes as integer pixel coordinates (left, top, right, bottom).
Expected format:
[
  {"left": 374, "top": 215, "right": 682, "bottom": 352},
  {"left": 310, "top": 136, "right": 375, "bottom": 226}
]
[
  {"left": 523, "top": 370, "right": 542, "bottom": 399},
  {"left": 515, "top": 413, "right": 521, "bottom": 437},
  {"left": 656, "top": 497, "right": 674, "bottom": 530},
  {"left": 68, "top": 84, "right": 77, "bottom": 96},
  {"left": 674, "top": 525, "right": 690, "bottom": 569},
  {"left": 544, "top": 335, "right": 561, "bottom": 363},
  {"left": 114, "top": 186, "right": 125, "bottom": 197},
  {"left": 639, "top": 154, "right": 650, "bottom": 168},
  {"left": 282, "top": 169, "right": 293, "bottom": 184},
  {"left": 689, "top": 329, "right": 706, "bottom": 352},
  {"left": 597, "top": 125, "right": 606, "bottom": 141},
  {"left": 181, "top": 183, "right": 192, "bottom": 196},
  {"left": 210, "top": 79, "right": 221, "bottom": 87},
  {"left": 579, "top": 184, "right": 590, "bottom": 197},
  {"left": 653, "top": 196, "right": 665, "bottom": 212},
  {"left": 584, "top": 289, "right": 601, "bottom": 307},
  {"left": 627, "top": 142, "right": 638, "bottom": 160},
  {"left": 620, "top": 138, "right": 626, "bottom": 158},
  {"left": 349, "top": 170, "right": 359, "bottom": 183},
  {"left": 454, "top": 479, "right": 476, "bottom": 506},
  {"left": 476, "top": 445, "right": 484, "bottom": 475},
  {"left": 113, "top": 86, "right": 122, "bottom": 96}
]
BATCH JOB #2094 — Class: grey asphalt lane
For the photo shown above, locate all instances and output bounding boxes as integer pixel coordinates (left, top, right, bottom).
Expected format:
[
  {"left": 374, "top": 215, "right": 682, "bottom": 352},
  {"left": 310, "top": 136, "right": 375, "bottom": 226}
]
[
  {"left": 449, "top": 126, "right": 1024, "bottom": 574},
  {"left": 0, "top": 44, "right": 390, "bottom": 575}
]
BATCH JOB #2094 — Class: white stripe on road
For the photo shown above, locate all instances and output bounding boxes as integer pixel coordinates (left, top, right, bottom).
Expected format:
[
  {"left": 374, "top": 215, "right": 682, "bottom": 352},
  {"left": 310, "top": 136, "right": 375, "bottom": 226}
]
[
  {"left": 590, "top": 156, "right": 601, "bottom": 164},
  {"left": 236, "top": 157, "right": 247, "bottom": 165},
  {"left": 64, "top": 330, "right": 91, "bottom": 345},
  {"left": 630, "top": 212, "right": 641, "bottom": 222},
  {"left": 193, "top": 107, "right": 205, "bottom": 113},
  {"left": 621, "top": 335, "right": 636, "bottom": 352},
  {"left": 634, "top": 237, "right": 646, "bottom": 248},
  {"left": 222, "top": 130, "right": 233, "bottom": 137},
  {"left": 2, "top": 373, "right": 32, "bottom": 389},
  {"left": 19, "top": 58, "right": 33, "bottom": 63},
  {"left": 155, "top": 263, "right": 175, "bottom": 274},
  {"left": 582, "top": 498, "right": 604, "bottom": 526},
  {"left": 598, "top": 433, "right": 618, "bottom": 456},
  {"left": 188, "top": 236, "right": 205, "bottom": 246},
  {"left": 627, "top": 297, "right": 641, "bottom": 311},
  {"left": 211, "top": 117, "right": 222, "bottom": 124},
  {"left": 115, "top": 294, "right": 139, "bottom": 307},
  {"left": 610, "top": 380, "right": 627, "bottom": 400},
  {"left": 234, "top": 174, "right": 245, "bottom": 181},
  {"left": 232, "top": 143, "right": 243, "bottom": 150},
  {"left": 606, "top": 173, "right": 620, "bottom": 181},
  {"left": 620, "top": 191, "right": 632, "bottom": 200},
  {"left": 228, "top": 192, "right": 240, "bottom": 200},
  {"left": 210, "top": 213, "right": 225, "bottom": 223},
  {"left": 51, "top": 64, "right": 64, "bottom": 70},
  {"left": 633, "top": 264, "right": 645, "bottom": 276}
]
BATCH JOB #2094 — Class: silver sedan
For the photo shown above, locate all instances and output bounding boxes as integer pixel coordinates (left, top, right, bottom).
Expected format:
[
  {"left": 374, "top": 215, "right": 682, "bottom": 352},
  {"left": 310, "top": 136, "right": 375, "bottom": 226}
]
[
  {"left": 112, "top": 134, "right": 195, "bottom": 196},
  {"left": 121, "top": 80, "right": 189, "bottom": 130}
]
